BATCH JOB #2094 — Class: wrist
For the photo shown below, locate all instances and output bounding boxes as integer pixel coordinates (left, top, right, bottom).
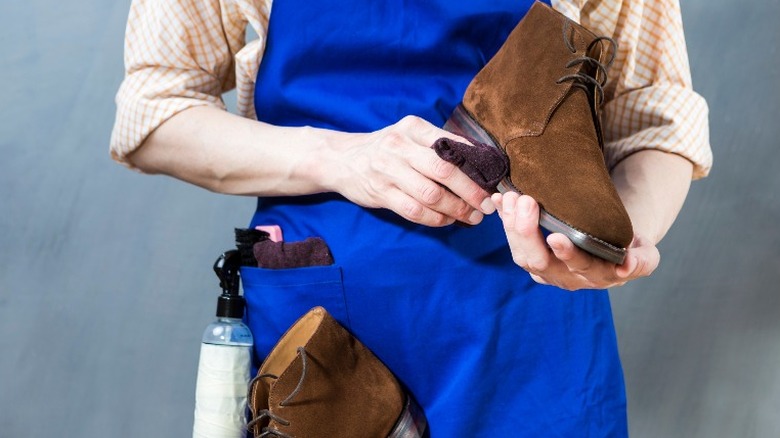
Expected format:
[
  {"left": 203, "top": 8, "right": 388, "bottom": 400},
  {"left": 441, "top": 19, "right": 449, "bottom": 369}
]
[{"left": 295, "top": 126, "right": 352, "bottom": 195}]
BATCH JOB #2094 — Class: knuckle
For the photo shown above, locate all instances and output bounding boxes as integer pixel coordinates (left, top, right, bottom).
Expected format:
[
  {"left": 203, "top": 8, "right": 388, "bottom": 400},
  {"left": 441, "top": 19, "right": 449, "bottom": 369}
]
[
  {"left": 511, "top": 253, "right": 528, "bottom": 269},
  {"left": 560, "top": 282, "right": 578, "bottom": 292},
  {"left": 464, "top": 184, "right": 485, "bottom": 204},
  {"left": 454, "top": 202, "right": 473, "bottom": 220},
  {"left": 430, "top": 214, "right": 451, "bottom": 227},
  {"left": 527, "top": 258, "right": 549, "bottom": 272},
  {"left": 400, "top": 115, "right": 424, "bottom": 129},
  {"left": 418, "top": 182, "right": 444, "bottom": 205},
  {"left": 431, "top": 157, "right": 457, "bottom": 180},
  {"left": 367, "top": 176, "right": 391, "bottom": 195},
  {"left": 384, "top": 131, "right": 406, "bottom": 149},
  {"left": 401, "top": 200, "right": 425, "bottom": 221}
]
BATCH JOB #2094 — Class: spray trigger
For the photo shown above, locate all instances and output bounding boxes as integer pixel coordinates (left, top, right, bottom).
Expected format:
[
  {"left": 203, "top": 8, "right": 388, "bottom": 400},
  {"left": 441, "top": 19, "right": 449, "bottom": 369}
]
[{"left": 213, "top": 249, "right": 241, "bottom": 296}]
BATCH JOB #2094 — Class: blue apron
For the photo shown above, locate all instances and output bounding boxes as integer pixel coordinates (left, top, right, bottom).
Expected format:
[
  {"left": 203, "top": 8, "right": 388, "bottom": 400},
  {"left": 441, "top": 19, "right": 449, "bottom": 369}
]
[{"left": 241, "top": 1, "right": 628, "bottom": 436}]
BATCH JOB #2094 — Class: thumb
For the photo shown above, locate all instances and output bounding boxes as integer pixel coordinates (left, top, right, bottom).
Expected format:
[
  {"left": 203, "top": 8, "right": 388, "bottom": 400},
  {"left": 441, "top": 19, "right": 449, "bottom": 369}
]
[{"left": 616, "top": 243, "right": 660, "bottom": 279}]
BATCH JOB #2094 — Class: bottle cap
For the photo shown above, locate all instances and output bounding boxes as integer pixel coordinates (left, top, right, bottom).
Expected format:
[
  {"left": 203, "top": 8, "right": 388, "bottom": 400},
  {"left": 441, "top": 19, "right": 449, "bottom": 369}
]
[{"left": 216, "top": 292, "right": 245, "bottom": 318}]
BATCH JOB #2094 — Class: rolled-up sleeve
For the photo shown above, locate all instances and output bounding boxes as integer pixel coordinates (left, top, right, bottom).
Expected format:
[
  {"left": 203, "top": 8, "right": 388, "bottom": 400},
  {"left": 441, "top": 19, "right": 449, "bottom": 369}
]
[
  {"left": 109, "top": 0, "right": 247, "bottom": 168},
  {"left": 556, "top": 0, "right": 713, "bottom": 179},
  {"left": 603, "top": 83, "right": 710, "bottom": 179}
]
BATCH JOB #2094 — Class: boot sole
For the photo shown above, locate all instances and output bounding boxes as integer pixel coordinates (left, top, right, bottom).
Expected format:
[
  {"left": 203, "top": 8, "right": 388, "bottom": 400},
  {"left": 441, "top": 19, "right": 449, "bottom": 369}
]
[
  {"left": 444, "top": 104, "right": 627, "bottom": 265},
  {"left": 388, "top": 395, "right": 427, "bottom": 438}
]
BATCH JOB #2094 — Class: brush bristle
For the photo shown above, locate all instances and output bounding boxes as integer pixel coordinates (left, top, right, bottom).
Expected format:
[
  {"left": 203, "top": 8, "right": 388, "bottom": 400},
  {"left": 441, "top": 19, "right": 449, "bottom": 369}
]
[
  {"left": 235, "top": 228, "right": 269, "bottom": 266},
  {"left": 235, "top": 228, "right": 269, "bottom": 244}
]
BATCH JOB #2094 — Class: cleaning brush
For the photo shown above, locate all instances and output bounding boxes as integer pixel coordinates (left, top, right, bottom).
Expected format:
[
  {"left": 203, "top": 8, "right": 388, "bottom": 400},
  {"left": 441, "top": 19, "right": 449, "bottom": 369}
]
[{"left": 234, "top": 228, "right": 269, "bottom": 266}]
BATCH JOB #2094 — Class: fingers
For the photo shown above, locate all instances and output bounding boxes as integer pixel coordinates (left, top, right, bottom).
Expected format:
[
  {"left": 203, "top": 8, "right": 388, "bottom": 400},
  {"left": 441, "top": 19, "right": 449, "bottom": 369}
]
[
  {"left": 495, "top": 193, "right": 567, "bottom": 277},
  {"left": 501, "top": 193, "right": 548, "bottom": 271},
  {"left": 616, "top": 242, "right": 660, "bottom": 280},
  {"left": 390, "top": 164, "right": 483, "bottom": 225},
  {"left": 398, "top": 116, "right": 493, "bottom": 215},
  {"left": 492, "top": 193, "right": 661, "bottom": 291},
  {"left": 548, "top": 232, "right": 660, "bottom": 288},
  {"left": 338, "top": 116, "right": 485, "bottom": 227},
  {"left": 385, "top": 187, "right": 457, "bottom": 227},
  {"left": 546, "top": 233, "right": 619, "bottom": 288},
  {"left": 546, "top": 233, "right": 594, "bottom": 273},
  {"left": 407, "top": 151, "right": 487, "bottom": 221}
]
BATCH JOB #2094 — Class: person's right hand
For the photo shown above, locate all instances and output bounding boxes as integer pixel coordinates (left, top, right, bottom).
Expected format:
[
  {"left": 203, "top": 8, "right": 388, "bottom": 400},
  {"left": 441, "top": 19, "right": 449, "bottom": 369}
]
[{"left": 326, "top": 115, "right": 495, "bottom": 227}]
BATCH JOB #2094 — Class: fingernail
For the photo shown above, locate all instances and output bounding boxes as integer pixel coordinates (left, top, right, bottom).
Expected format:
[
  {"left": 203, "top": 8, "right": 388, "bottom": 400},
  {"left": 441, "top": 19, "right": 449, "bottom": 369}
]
[
  {"left": 480, "top": 198, "right": 496, "bottom": 214},
  {"left": 468, "top": 209, "right": 483, "bottom": 224},
  {"left": 549, "top": 242, "right": 563, "bottom": 252}
]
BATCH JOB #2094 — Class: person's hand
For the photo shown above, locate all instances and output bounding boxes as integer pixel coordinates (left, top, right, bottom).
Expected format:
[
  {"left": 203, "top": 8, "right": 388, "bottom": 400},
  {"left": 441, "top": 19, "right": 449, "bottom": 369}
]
[
  {"left": 492, "top": 191, "right": 660, "bottom": 290},
  {"left": 330, "top": 115, "right": 494, "bottom": 226}
]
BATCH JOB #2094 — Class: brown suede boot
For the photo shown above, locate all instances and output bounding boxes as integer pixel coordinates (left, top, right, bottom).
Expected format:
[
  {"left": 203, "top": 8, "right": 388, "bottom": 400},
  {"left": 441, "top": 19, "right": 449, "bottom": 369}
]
[
  {"left": 246, "top": 307, "right": 426, "bottom": 438},
  {"left": 444, "top": 1, "right": 633, "bottom": 264}
]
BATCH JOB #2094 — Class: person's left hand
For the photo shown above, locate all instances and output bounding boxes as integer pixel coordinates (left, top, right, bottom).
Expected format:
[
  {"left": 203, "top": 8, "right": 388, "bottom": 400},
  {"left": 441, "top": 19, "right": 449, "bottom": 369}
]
[{"left": 492, "top": 191, "right": 660, "bottom": 291}]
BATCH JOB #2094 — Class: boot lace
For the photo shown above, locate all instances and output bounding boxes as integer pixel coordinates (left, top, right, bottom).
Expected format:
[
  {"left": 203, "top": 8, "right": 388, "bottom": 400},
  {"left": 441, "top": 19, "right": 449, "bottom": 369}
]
[
  {"left": 556, "top": 20, "right": 617, "bottom": 106},
  {"left": 246, "top": 347, "right": 309, "bottom": 438}
]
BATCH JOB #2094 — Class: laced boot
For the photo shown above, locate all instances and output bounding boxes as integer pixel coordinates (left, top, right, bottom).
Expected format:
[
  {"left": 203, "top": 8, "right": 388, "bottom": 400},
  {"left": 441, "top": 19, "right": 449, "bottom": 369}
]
[
  {"left": 246, "top": 307, "right": 426, "bottom": 438},
  {"left": 444, "top": 1, "right": 633, "bottom": 264}
]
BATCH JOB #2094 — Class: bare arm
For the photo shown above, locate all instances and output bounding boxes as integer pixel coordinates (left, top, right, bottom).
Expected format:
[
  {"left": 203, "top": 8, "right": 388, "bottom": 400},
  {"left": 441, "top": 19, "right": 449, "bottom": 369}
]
[
  {"left": 610, "top": 150, "right": 692, "bottom": 244},
  {"left": 128, "top": 106, "right": 336, "bottom": 196},
  {"left": 128, "top": 106, "right": 493, "bottom": 226},
  {"left": 491, "top": 149, "right": 693, "bottom": 290}
]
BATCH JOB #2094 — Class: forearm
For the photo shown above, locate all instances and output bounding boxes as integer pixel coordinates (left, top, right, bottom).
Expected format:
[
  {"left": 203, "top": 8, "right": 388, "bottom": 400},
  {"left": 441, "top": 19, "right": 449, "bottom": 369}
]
[
  {"left": 127, "top": 106, "right": 342, "bottom": 196},
  {"left": 126, "top": 106, "right": 491, "bottom": 226},
  {"left": 611, "top": 149, "right": 693, "bottom": 244}
]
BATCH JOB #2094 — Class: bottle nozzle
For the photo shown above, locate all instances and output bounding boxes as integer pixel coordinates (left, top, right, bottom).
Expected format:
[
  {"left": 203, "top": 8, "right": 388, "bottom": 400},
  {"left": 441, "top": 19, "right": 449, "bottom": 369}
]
[
  {"left": 213, "top": 250, "right": 244, "bottom": 318},
  {"left": 214, "top": 250, "right": 241, "bottom": 295}
]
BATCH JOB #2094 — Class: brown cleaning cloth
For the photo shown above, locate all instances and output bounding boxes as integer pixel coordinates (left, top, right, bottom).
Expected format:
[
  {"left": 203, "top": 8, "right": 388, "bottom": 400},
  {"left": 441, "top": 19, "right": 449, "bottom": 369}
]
[
  {"left": 253, "top": 237, "right": 334, "bottom": 269},
  {"left": 432, "top": 137, "right": 509, "bottom": 193}
]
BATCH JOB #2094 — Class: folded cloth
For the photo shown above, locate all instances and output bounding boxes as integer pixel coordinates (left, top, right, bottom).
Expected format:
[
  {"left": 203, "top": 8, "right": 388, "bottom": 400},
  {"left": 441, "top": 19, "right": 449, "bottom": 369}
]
[
  {"left": 253, "top": 237, "right": 334, "bottom": 269},
  {"left": 432, "top": 137, "right": 509, "bottom": 193}
]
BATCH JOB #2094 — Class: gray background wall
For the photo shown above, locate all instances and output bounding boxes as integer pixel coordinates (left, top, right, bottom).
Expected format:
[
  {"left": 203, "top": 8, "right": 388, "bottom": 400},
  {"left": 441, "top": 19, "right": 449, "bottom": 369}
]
[{"left": 1, "top": 0, "right": 777, "bottom": 436}]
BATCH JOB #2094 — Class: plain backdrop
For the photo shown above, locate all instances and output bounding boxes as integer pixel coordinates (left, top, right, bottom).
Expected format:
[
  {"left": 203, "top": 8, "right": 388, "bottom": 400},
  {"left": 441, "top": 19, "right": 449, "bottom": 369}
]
[{"left": 1, "top": 0, "right": 778, "bottom": 436}]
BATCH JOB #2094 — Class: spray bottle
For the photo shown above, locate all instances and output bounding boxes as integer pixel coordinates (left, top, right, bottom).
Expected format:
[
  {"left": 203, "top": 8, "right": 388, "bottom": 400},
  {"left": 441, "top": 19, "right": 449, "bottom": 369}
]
[{"left": 193, "top": 250, "right": 253, "bottom": 438}]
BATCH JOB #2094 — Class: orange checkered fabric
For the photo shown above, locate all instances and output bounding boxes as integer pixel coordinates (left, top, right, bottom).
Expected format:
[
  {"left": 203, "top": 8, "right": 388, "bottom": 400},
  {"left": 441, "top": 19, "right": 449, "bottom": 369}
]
[{"left": 111, "top": 0, "right": 712, "bottom": 179}]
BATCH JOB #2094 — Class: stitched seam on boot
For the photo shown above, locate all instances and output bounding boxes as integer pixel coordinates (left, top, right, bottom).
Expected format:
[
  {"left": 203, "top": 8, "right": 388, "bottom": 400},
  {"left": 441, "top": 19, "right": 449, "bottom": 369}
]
[{"left": 503, "top": 81, "right": 575, "bottom": 142}]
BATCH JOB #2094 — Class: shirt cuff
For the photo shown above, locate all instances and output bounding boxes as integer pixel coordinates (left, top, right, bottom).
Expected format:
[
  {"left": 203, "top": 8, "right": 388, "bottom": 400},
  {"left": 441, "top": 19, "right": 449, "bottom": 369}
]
[
  {"left": 109, "top": 68, "right": 227, "bottom": 171},
  {"left": 603, "top": 85, "right": 713, "bottom": 180}
]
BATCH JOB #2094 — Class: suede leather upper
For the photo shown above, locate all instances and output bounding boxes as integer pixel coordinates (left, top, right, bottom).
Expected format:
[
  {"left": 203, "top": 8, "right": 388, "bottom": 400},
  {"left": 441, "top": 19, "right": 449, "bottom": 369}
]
[
  {"left": 249, "top": 307, "right": 404, "bottom": 438},
  {"left": 462, "top": 1, "right": 633, "bottom": 248}
]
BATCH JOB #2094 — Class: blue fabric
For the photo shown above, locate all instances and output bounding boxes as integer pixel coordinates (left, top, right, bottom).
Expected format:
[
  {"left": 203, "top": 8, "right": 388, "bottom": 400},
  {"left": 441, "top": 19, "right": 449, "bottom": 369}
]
[{"left": 244, "top": 1, "right": 627, "bottom": 436}]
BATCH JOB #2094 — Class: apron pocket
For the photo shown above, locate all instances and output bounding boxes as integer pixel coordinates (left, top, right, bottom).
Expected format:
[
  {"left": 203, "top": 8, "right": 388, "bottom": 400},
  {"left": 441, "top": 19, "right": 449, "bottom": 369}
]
[{"left": 240, "top": 265, "right": 350, "bottom": 361}]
